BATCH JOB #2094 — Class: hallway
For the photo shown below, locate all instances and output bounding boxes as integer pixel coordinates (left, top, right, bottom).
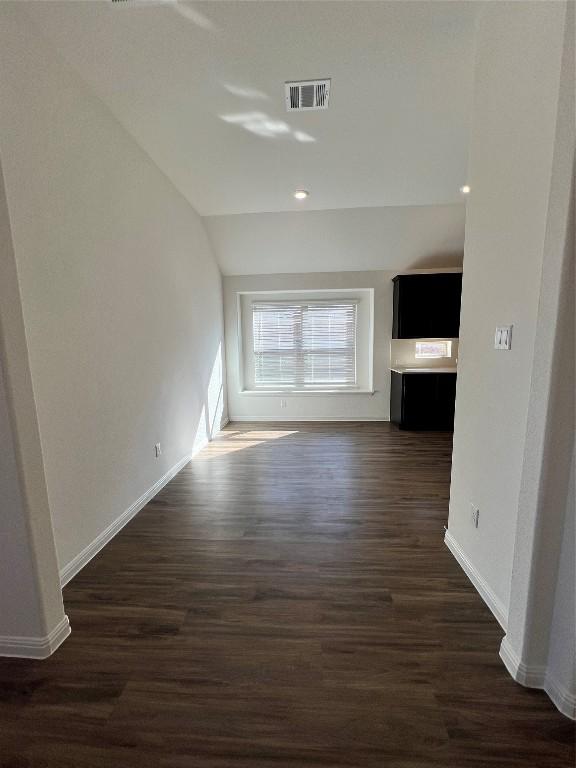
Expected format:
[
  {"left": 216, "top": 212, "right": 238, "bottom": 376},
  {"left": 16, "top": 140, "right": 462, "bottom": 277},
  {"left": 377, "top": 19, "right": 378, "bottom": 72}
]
[{"left": 0, "top": 423, "right": 572, "bottom": 767}]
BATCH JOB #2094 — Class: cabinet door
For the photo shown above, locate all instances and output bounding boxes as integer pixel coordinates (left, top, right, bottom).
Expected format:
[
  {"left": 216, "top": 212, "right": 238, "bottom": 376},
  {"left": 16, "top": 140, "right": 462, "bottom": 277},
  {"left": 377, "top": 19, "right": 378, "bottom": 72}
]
[
  {"left": 436, "top": 373, "right": 457, "bottom": 429},
  {"left": 390, "top": 371, "right": 404, "bottom": 425},
  {"left": 400, "top": 373, "right": 457, "bottom": 430},
  {"left": 401, "top": 374, "right": 439, "bottom": 429},
  {"left": 434, "top": 275, "right": 463, "bottom": 337},
  {"left": 393, "top": 274, "right": 462, "bottom": 338}
]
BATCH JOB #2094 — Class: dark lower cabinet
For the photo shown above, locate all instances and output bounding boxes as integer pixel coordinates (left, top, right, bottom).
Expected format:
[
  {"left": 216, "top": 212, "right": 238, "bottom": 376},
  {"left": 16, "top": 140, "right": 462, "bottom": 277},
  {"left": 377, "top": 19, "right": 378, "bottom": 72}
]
[{"left": 391, "top": 371, "right": 457, "bottom": 430}]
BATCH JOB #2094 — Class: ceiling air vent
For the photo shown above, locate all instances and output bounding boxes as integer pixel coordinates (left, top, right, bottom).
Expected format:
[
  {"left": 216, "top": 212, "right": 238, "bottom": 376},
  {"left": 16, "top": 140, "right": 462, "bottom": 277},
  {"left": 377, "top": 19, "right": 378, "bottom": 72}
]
[{"left": 285, "top": 79, "right": 331, "bottom": 112}]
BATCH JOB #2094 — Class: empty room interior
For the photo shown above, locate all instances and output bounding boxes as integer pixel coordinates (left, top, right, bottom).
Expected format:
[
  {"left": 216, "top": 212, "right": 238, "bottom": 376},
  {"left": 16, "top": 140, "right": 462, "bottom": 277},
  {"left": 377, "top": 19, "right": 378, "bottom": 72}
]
[{"left": 0, "top": 0, "right": 574, "bottom": 765}]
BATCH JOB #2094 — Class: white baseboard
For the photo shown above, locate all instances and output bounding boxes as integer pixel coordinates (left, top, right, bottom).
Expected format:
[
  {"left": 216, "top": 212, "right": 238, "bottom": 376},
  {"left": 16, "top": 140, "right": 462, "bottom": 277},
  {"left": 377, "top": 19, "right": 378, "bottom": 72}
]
[
  {"left": 228, "top": 416, "right": 389, "bottom": 422},
  {"left": 499, "top": 637, "right": 546, "bottom": 686},
  {"left": 59, "top": 453, "right": 192, "bottom": 586},
  {"left": 445, "top": 534, "right": 575, "bottom": 719},
  {"left": 544, "top": 673, "right": 576, "bottom": 720},
  {"left": 500, "top": 637, "right": 576, "bottom": 720},
  {"left": 444, "top": 530, "right": 508, "bottom": 630},
  {"left": 0, "top": 615, "right": 70, "bottom": 659}
]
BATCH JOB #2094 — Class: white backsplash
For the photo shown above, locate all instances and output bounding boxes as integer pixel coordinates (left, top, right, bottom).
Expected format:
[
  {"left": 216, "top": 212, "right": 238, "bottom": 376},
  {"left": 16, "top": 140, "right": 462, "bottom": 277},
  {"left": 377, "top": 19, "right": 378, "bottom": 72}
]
[{"left": 390, "top": 338, "right": 459, "bottom": 369}]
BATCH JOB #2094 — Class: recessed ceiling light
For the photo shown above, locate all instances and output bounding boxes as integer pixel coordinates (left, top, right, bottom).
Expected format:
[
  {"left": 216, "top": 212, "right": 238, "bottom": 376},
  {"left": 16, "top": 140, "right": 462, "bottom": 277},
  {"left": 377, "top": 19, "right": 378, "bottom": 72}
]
[
  {"left": 294, "top": 190, "right": 309, "bottom": 200},
  {"left": 460, "top": 185, "right": 471, "bottom": 195}
]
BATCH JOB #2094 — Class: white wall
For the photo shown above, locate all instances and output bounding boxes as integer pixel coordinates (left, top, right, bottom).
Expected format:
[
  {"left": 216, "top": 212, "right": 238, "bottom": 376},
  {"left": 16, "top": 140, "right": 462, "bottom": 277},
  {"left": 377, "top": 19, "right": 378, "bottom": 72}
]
[
  {"left": 503, "top": 0, "right": 575, "bottom": 717},
  {"left": 446, "top": 0, "right": 574, "bottom": 717},
  {"left": 205, "top": 205, "right": 464, "bottom": 276},
  {"left": 225, "top": 272, "right": 391, "bottom": 421},
  {"left": 0, "top": 7, "right": 226, "bottom": 578},
  {"left": 447, "top": 0, "right": 567, "bottom": 619}
]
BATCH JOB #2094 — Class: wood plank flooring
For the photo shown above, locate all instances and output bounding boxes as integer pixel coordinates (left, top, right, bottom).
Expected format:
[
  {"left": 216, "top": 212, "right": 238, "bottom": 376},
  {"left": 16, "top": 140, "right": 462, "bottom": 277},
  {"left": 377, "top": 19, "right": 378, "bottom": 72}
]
[{"left": 0, "top": 422, "right": 573, "bottom": 767}]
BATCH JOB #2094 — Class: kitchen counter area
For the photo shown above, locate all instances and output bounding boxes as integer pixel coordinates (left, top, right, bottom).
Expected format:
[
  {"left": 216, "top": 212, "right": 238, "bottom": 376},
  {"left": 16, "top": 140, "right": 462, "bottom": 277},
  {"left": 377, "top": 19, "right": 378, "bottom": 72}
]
[
  {"left": 390, "top": 272, "right": 463, "bottom": 430},
  {"left": 391, "top": 366, "right": 457, "bottom": 374}
]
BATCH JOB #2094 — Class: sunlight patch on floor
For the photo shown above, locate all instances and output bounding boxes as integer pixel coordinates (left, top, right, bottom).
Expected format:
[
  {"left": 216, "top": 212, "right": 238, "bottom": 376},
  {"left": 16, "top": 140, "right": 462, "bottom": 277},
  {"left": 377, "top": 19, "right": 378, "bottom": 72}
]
[{"left": 194, "top": 430, "right": 299, "bottom": 459}]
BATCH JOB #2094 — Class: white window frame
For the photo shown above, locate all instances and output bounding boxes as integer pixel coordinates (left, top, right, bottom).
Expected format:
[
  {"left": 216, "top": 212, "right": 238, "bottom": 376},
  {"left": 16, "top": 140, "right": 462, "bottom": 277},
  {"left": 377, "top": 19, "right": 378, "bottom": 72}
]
[
  {"left": 237, "top": 289, "right": 374, "bottom": 395},
  {"left": 252, "top": 299, "right": 358, "bottom": 391}
]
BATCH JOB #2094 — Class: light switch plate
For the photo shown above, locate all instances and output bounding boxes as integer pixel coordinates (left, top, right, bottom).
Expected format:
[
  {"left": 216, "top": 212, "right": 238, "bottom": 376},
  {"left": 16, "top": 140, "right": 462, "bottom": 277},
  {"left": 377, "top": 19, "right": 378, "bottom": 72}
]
[{"left": 494, "top": 325, "right": 513, "bottom": 350}]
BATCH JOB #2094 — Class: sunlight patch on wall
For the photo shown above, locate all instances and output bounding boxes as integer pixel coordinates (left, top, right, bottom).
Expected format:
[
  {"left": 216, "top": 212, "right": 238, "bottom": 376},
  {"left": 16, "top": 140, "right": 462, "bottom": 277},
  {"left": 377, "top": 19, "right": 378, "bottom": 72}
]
[
  {"left": 293, "top": 131, "right": 316, "bottom": 143},
  {"left": 206, "top": 342, "right": 224, "bottom": 435},
  {"left": 192, "top": 405, "right": 208, "bottom": 455},
  {"left": 172, "top": 2, "right": 216, "bottom": 31},
  {"left": 192, "top": 343, "right": 224, "bottom": 455},
  {"left": 223, "top": 84, "right": 269, "bottom": 100}
]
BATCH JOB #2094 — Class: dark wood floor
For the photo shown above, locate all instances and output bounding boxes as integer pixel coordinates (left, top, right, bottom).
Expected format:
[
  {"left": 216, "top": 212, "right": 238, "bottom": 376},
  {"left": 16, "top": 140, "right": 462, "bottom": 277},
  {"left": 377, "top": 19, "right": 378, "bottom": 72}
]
[{"left": 0, "top": 423, "right": 573, "bottom": 767}]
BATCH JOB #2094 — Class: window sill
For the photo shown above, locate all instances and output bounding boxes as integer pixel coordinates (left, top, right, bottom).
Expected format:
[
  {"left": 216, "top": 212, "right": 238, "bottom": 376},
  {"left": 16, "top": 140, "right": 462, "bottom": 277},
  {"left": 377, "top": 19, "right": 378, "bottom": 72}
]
[{"left": 239, "top": 389, "right": 375, "bottom": 396}]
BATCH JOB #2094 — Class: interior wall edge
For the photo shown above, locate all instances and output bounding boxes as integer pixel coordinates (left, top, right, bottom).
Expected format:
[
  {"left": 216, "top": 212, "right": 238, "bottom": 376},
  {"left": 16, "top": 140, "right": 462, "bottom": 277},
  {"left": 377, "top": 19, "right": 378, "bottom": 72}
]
[
  {"left": 500, "top": 637, "right": 576, "bottom": 720},
  {"left": 0, "top": 144, "right": 67, "bottom": 645}
]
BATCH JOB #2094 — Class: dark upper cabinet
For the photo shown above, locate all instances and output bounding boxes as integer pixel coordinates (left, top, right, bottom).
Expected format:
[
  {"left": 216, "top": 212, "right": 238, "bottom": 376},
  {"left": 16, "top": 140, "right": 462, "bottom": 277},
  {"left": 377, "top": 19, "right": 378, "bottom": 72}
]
[{"left": 392, "top": 273, "right": 463, "bottom": 339}]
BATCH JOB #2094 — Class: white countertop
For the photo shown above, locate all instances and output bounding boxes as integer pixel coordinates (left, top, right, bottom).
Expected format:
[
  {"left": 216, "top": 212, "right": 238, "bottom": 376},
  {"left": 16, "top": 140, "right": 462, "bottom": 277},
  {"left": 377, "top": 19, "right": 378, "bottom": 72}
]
[{"left": 391, "top": 366, "right": 457, "bottom": 374}]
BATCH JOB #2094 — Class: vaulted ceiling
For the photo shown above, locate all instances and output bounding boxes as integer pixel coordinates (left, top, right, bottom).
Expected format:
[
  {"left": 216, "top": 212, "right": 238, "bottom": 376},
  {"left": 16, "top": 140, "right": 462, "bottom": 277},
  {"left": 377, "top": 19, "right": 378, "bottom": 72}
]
[{"left": 24, "top": 1, "right": 479, "bottom": 217}]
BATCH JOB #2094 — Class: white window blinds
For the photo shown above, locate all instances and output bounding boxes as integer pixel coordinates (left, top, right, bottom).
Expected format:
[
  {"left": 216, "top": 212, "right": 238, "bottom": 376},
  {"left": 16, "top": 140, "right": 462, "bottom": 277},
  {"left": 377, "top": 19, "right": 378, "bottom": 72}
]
[{"left": 252, "top": 301, "right": 357, "bottom": 388}]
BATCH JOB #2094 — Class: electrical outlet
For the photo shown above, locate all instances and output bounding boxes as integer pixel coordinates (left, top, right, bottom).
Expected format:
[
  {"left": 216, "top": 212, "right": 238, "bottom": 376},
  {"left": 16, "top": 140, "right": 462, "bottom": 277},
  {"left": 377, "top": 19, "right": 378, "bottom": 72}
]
[
  {"left": 280, "top": 399, "right": 287, "bottom": 409},
  {"left": 154, "top": 442, "right": 162, "bottom": 458},
  {"left": 470, "top": 503, "right": 479, "bottom": 529}
]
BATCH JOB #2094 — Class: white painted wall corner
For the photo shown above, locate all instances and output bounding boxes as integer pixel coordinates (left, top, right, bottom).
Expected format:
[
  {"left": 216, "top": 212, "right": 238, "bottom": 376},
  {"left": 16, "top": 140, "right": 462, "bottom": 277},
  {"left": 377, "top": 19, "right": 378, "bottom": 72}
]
[
  {"left": 59, "top": 409, "right": 232, "bottom": 588},
  {"left": 445, "top": 530, "right": 575, "bottom": 720},
  {"left": 500, "top": 637, "right": 576, "bottom": 720},
  {"left": 0, "top": 615, "right": 70, "bottom": 659},
  {"left": 59, "top": 453, "right": 192, "bottom": 586}
]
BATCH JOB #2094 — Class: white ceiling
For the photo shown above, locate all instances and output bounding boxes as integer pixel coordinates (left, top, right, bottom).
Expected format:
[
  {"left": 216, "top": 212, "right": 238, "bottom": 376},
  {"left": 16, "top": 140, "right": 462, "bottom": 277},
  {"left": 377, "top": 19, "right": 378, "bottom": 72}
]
[{"left": 24, "top": 0, "right": 479, "bottom": 217}]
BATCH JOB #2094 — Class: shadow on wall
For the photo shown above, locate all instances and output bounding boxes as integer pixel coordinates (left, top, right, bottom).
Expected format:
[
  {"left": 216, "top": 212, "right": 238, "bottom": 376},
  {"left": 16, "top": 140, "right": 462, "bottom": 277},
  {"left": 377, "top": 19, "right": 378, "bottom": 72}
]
[{"left": 407, "top": 252, "right": 464, "bottom": 270}]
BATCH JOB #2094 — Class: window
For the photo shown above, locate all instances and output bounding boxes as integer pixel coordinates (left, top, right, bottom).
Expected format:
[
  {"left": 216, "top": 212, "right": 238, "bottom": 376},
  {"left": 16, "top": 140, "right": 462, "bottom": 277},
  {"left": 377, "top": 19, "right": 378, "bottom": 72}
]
[
  {"left": 415, "top": 340, "right": 452, "bottom": 359},
  {"left": 251, "top": 300, "right": 357, "bottom": 389}
]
